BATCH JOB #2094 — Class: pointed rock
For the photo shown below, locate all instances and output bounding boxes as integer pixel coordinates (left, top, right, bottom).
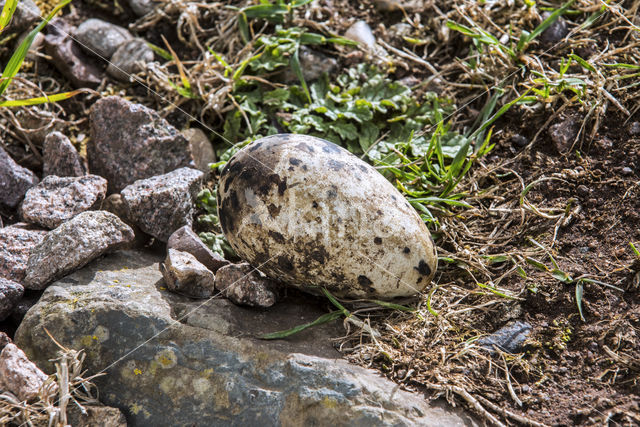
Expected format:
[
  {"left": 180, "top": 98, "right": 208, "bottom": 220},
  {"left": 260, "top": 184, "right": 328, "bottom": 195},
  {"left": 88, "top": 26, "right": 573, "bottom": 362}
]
[
  {"left": 42, "top": 131, "right": 86, "bottom": 177},
  {"left": 0, "top": 146, "right": 39, "bottom": 209}
]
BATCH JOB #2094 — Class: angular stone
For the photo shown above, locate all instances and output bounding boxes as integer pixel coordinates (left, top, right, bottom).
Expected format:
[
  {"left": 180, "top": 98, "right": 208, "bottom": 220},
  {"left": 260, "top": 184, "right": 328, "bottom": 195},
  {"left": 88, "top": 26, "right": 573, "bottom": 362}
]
[
  {"left": 0, "top": 343, "right": 50, "bottom": 402},
  {"left": 42, "top": 131, "right": 86, "bottom": 177},
  {"left": 214, "top": 263, "right": 278, "bottom": 308},
  {"left": 89, "top": 96, "right": 194, "bottom": 193},
  {"left": 101, "top": 194, "right": 149, "bottom": 248},
  {"left": 345, "top": 21, "right": 376, "bottom": 48},
  {"left": 540, "top": 12, "right": 569, "bottom": 45},
  {"left": 0, "top": 225, "right": 47, "bottom": 283},
  {"left": 15, "top": 251, "right": 476, "bottom": 426},
  {"left": 20, "top": 175, "right": 108, "bottom": 229},
  {"left": 0, "top": 0, "right": 40, "bottom": 33},
  {"left": 0, "top": 278, "right": 24, "bottom": 321},
  {"left": 549, "top": 119, "right": 577, "bottom": 153},
  {"left": 74, "top": 19, "right": 133, "bottom": 59},
  {"left": 161, "top": 249, "right": 216, "bottom": 298},
  {"left": 0, "top": 146, "right": 39, "bottom": 209},
  {"left": 477, "top": 321, "right": 532, "bottom": 354},
  {"left": 23, "top": 211, "right": 134, "bottom": 289},
  {"left": 44, "top": 19, "right": 103, "bottom": 89},
  {"left": 167, "top": 225, "right": 228, "bottom": 273},
  {"left": 121, "top": 168, "right": 203, "bottom": 242},
  {"left": 67, "top": 405, "right": 128, "bottom": 427},
  {"left": 127, "top": 0, "right": 157, "bottom": 16},
  {"left": 106, "top": 38, "right": 154, "bottom": 82},
  {"left": 182, "top": 128, "right": 216, "bottom": 173}
]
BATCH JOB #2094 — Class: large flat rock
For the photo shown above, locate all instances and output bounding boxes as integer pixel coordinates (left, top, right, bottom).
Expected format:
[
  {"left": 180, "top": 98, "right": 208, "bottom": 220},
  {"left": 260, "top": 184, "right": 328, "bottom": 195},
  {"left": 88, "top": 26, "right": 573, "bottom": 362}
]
[{"left": 15, "top": 251, "right": 476, "bottom": 426}]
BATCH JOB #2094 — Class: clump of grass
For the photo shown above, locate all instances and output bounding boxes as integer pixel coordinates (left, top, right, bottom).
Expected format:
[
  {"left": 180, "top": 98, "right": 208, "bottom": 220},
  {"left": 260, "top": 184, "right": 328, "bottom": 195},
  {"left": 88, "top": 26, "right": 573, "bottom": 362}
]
[{"left": 0, "top": 0, "right": 83, "bottom": 107}]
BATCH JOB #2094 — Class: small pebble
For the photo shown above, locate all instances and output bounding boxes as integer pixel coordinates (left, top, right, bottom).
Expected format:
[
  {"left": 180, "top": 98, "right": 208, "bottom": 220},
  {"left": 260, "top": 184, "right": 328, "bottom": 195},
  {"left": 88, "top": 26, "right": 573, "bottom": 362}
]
[
  {"left": 621, "top": 166, "right": 633, "bottom": 176},
  {"left": 511, "top": 134, "right": 528, "bottom": 148},
  {"left": 628, "top": 122, "right": 640, "bottom": 136},
  {"left": 576, "top": 184, "right": 590, "bottom": 198},
  {"left": 345, "top": 21, "right": 376, "bottom": 48}
]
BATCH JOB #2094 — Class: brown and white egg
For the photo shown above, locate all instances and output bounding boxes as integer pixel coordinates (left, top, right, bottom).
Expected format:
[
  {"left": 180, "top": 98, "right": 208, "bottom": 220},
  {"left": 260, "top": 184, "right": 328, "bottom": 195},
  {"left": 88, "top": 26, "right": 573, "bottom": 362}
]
[{"left": 217, "top": 134, "right": 437, "bottom": 299}]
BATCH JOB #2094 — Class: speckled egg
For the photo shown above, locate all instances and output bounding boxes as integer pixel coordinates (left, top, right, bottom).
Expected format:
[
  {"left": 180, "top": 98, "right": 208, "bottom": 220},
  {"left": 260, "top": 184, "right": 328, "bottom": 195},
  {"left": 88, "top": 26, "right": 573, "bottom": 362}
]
[{"left": 217, "top": 134, "right": 437, "bottom": 299}]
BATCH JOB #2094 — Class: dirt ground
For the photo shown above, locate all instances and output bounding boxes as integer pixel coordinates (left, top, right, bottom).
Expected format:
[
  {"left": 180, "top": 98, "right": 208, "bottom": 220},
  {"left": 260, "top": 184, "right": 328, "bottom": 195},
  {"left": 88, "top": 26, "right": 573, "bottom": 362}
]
[{"left": 1, "top": 0, "right": 639, "bottom": 425}]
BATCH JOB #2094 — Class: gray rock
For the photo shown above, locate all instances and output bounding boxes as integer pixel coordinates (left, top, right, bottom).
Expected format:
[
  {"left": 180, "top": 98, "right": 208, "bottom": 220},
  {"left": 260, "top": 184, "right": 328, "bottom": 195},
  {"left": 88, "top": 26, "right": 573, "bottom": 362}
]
[
  {"left": 101, "top": 194, "right": 149, "bottom": 248},
  {"left": 215, "top": 263, "right": 278, "bottom": 308},
  {"left": 0, "top": 225, "right": 47, "bottom": 283},
  {"left": 629, "top": 122, "right": 640, "bottom": 136},
  {"left": 20, "top": 175, "right": 108, "bottom": 229},
  {"left": 107, "top": 38, "right": 154, "bottom": 82},
  {"left": 15, "top": 251, "right": 476, "bottom": 426},
  {"left": 121, "top": 167, "right": 203, "bottom": 242},
  {"left": 549, "top": 119, "right": 577, "bottom": 153},
  {"left": 127, "top": 0, "right": 157, "bottom": 16},
  {"left": 182, "top": 128, "right": 216, "bottom": 173},
  {"left": 389, "top": 23, "right": 412, "bottom": 40},
  {"left": 23, "top": 211, "right": 134, "bottom": 289},
  {"left": 345, "top": 21, "right": 376, "bottom": 48},
  {"left": 44, "top": 19, "right": 103, "bottom": 89},
  {"left": 0, "top": 0, "right": 40, "bottom": 33},
  {"left": 0, "top": 146, "right": 39, "bottom": 209},
  {"left": 0, "top": 278, "right": 24, "bottom": 321},
  {"left": 42, "top": 131, "right": 86, "bottom": 177},
  {"left": 161, "top": 249, "right": 216, "bottom": 298},
  {"left": 67, "top": 405, "right": 127, "bottom": 427},
  {"left": 477, "top": 321, "right": 532, "bottom": 354},
  {"left": 89, "top": 96, "right": 194, "bottom": 193},
  {"left": 0, "top": 343, "right": 51, "bottom": 402},
  {"left": 74, "top": 19, "right": 133, "bottom": 59},
  {"left": 540, "top": 12, "right": 569, "bottom": 45},
  {"left": 511, "top": 134, "right": 528, "bottom": 148},
  {"left": 167, "top": 225, "right": 228, "bottom": 273}
]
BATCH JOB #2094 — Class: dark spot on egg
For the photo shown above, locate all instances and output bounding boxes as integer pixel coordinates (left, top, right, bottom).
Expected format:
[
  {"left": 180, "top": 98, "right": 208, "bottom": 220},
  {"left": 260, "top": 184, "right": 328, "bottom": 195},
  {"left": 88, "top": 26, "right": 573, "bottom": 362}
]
[
  {"left": 328, "top": 159, "right": 345, "bottom": 171},
  {"left": 403, "top": 247, "right": 411, "bottom": 254},
  {"left": 249, "top": 214, "right": 262, "bottom": 226},
  {"left": 248, "top": 141, "right": 263, "bottom": 152},
  {"left": 296, "top": 142, "right": 315, "bottom": 153},
  {"left": 276, "top": 256, "right": 294, "bottom": 271},
  {"left": 302, "top": 165, "right": 308, "bottom": 171},
  {"left": 322, "top": 140, "right": 342, "bottom": 154},
  {"left": 326, "top": 185, "right": 338, "bottom": 199},
  {"left": 391, "top": 195, "right": 397, "bottom": 201},
  {"left": 376, "top": 210, "right": 383, "bottom": 216},
  {"left": 267, "top": 203, "right": 281, "bottom": 217},
  {"left": 289, "top": 158, "right": 302, "bottom": 166},
  {"left": 416, "top": 276, "right": 424, "bottom": 285},
  {"left": 357, "top": 275, "right": 373, "bottom": 286},
  {"left": 374, "top": 237, "right": 382, "bottom": 244},
  {"left": 268, "top": 230, "right": 285, "bottom": 244},
  {"left": 277, "top": 179, "right": 288, "bottom": 196},
  {"left": 228, "top": 190, "right": 239, "bottom": 212},
  {"left": 414, "top": 259, "right": 432, "bottom": 276},
  {"left": 312, "top": 201, "right": 319, "bottom": 209},
  {"left": 358, "top": 164, "right": 368, "bottom": 173}
]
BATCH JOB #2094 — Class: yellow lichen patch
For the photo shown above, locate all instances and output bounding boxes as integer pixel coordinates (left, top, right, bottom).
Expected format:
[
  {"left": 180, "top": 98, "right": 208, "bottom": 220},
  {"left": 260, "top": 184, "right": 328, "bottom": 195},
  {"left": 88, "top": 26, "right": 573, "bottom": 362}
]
[
  {"left": 130, "top": 402, "right": 143, "bottom": 415},
  {"left": 322, "top": 396, "right": 339, "bottom": 409},
  {"left": 154, "top": 348, "right": 178, "bottom": 369},
  {"left": 134, "top": 368, "right": 142, "bottom": 375},
  {"left": 202, "top": 368, "right": 214, "bottom": 378},
  {"left": 92, "top": 325, "right": 109, "bottom": 343}
]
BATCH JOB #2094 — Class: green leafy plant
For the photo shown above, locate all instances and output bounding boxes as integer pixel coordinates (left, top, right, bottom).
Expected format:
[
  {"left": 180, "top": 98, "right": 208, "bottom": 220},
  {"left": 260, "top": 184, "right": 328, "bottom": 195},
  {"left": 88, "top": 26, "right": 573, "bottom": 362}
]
[
  {"left": 0, "top": 0, "right": 82, "bottom": 107},
  {"left": 195, "top": 188, "right": 236, "bottom": 258}
]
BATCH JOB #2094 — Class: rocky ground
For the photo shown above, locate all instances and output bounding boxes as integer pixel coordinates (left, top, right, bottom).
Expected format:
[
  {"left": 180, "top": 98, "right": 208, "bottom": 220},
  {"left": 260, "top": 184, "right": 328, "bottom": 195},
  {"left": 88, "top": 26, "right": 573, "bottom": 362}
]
[{"left": 1, "top": 0, "right": 639, "bottom": 426}]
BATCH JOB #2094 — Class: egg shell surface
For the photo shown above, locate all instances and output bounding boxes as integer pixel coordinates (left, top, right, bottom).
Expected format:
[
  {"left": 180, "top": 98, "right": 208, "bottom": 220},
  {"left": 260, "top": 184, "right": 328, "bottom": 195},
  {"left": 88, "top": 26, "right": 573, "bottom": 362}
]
[{"left": 217, "top": 134, "right": 437, "bottom": 299}]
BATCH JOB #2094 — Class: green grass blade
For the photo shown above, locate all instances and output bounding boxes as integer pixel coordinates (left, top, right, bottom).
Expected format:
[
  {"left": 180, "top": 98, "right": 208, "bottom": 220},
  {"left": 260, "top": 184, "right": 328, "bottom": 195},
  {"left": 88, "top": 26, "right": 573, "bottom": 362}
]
[
  {"left": 260, "top": 310, "right": 343, "bottom": 339},
  {"left": 0, "top": 89, "right": 83, "bottom": 107},
  {"left": 575, "top": 282, "right": 585, "bottom": 321},
  {"left": 409, "top": 196, "right": 472, "bottom": 208},
  {"left": 367, "top": 300, "right": 415, "bottom": 312},
  {"left": 290, "top": 43, "right": 311, "bottom": 103},
  {"left": 0, "top": 0, "right": 71, "bottom": 96},
  {"left": 630, "top": 242, "right": 640, "bottom": 259},
  {"left": 0, "top": 0, "right": 17, "bottom": 34},
  {"left": 147, "top": 42, "right": 172, "bottom": 60},
  {"left": 524, "top": 0, "right": 576, "bottom": 46},
  {"left": 321, "top": 287, "right": 349, "bottom": 316},
  {"left": 525, "top": 257, "right": 548, "bottom": 271}
]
